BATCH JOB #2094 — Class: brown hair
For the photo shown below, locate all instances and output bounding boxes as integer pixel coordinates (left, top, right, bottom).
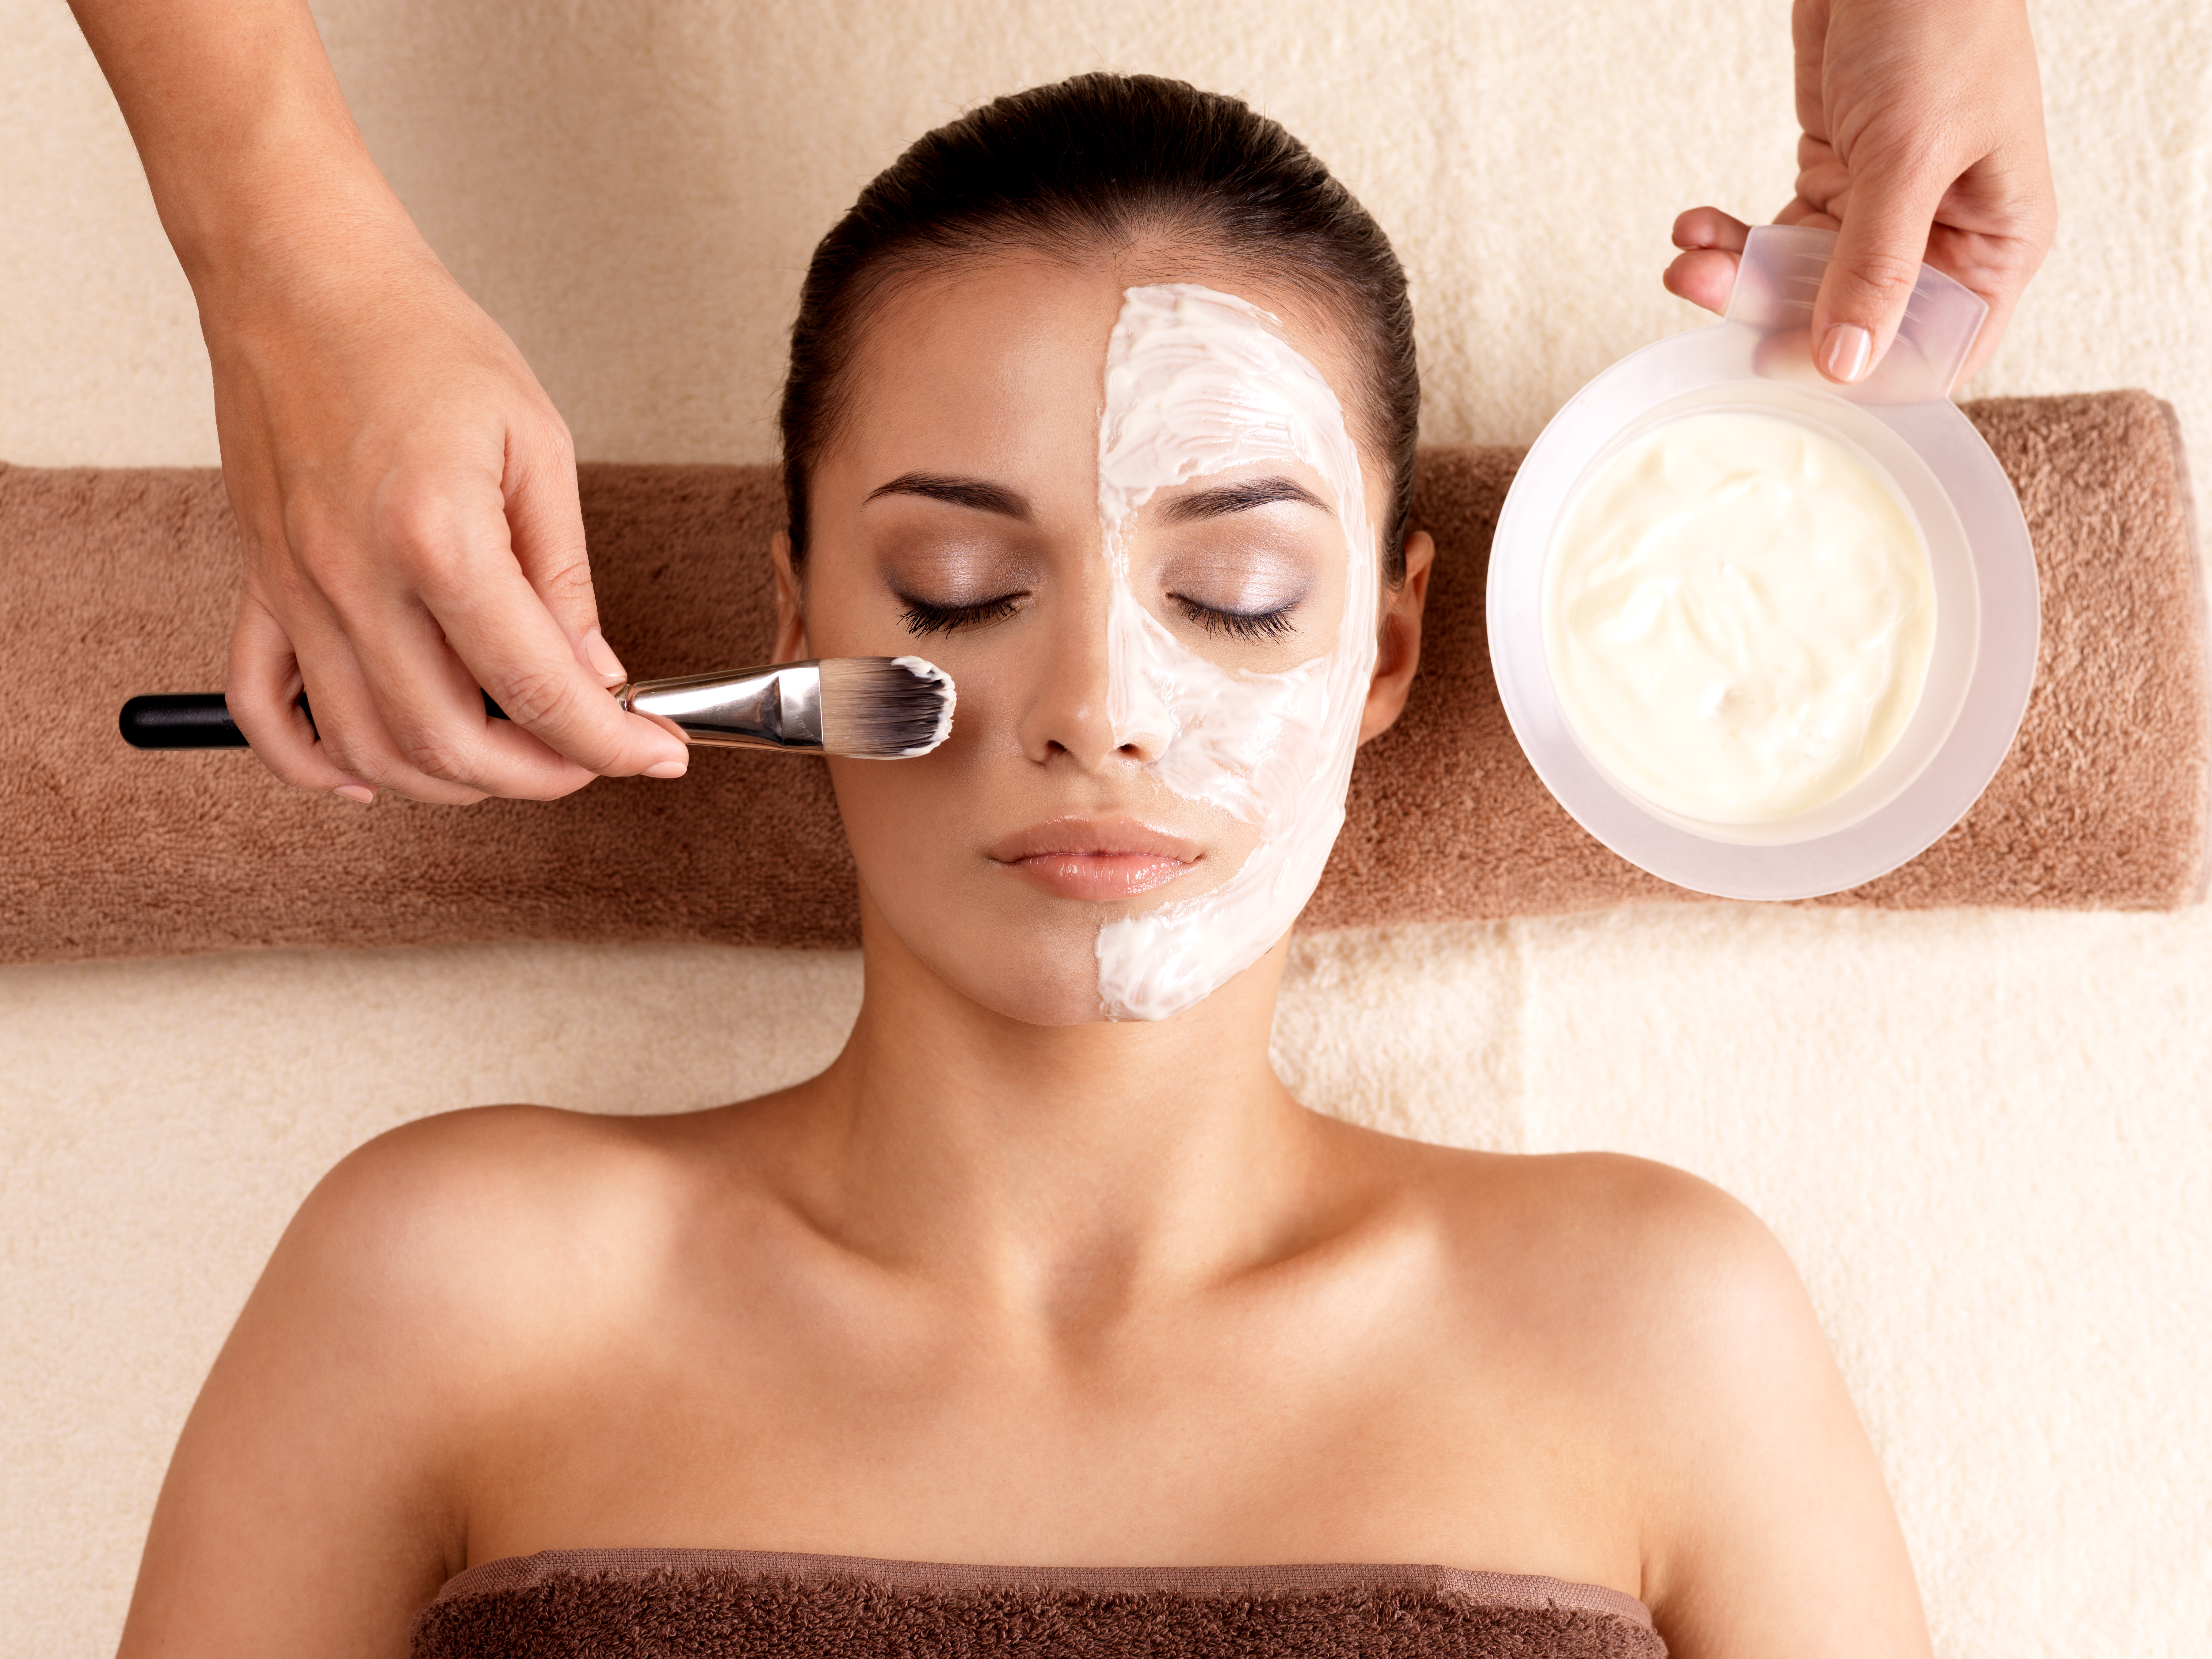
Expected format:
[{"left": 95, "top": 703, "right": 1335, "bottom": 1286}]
[{"left": 779, "top": 72, "right": 1419, "bottom": 582}]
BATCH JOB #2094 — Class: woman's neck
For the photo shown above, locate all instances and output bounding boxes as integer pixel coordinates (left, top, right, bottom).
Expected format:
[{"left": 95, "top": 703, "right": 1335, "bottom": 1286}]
[{"left": 765, "top": 907, "right": 1335, "bottom": 1329}]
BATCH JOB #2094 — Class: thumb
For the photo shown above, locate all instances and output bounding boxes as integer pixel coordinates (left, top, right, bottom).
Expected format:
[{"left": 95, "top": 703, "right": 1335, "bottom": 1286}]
[
  {"left": 503, "top": 421, "right": 626, "bottom": 682},
  {"left": 1810, "top": 160, "right": 1945, "bottom": 385}
]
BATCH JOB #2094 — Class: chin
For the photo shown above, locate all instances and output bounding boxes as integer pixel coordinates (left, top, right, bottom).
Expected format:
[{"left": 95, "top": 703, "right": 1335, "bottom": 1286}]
[
  {"left": 961, "top": 974, "right": 1119, "bottom": 1028},
  {"left": 860, "top": 889, "right": 1122, "bottom": 1026}
]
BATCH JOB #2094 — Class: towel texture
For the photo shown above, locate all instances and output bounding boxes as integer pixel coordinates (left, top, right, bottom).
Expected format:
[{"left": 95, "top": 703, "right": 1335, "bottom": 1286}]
[
  {"left": 1, "top": 390, "right": 2202, "bottom": 966},
  {"left": 408, "top": 1550, "right": 1664, "bottom": 1659}
]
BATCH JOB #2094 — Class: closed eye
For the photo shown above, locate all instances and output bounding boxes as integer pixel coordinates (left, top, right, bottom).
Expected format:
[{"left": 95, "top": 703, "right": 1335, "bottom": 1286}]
[
  {"left": 1169, "top": 594, "right": 1300, "bottom": 642},
  {"left": 899, "top": 592, "right": 1027, "bottom": 636}
]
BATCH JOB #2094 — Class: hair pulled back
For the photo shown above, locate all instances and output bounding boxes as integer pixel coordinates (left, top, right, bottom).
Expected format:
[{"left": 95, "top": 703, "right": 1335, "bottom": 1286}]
[{"left": 780, "top": 72, "right": 1419, "bottom": 582}]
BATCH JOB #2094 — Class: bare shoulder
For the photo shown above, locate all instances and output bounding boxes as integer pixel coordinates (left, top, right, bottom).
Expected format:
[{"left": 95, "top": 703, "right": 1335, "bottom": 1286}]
[
  {"left": 1462, "top": 1153, "right": 1832, "bottom": 1471},
  {"left": 1490, "top": 1150, "right": 1802, "bottom": 1342},
  {"left": 262, "top": 1107, "right": 662, "bottom": 1354},
  {"left": 227, "top": 1099, "right": 748, "bottom": 1468},
  {"left": 1372, "top": 1141, "right": 1793, "bottom": 1330},
  {"left": 1396, "top": 1144, "right": 1929, "bottom": 1659},
  {"left": 296, "top": 1103, "right": 704, "bottom": 1294},
  {"left": 116, "top": 1102, "right": 755, "bottom": 1657},
  {"left": 1382, "top": 1146, "right": 1825, "bottom": 1442}
]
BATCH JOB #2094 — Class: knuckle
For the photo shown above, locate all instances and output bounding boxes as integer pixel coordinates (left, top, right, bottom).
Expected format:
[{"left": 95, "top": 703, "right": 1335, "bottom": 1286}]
[
  {"left": 392, "top": 727, "right": 479, "bottom": 784},
  {"left": 276, "top": 489, "right": 367, "bottom": 572},
  {"left": 374, "top": 491, "right": 462, "bottom": 573},
  {"left": 220, "top": 664, "right": 280, "bottom": 714},
  {"left": 315, "top": 736, "right": 368, "bottom": 776},
  {"left": 539, "top": 419, "right": 577, "bottom": 469},
  {"left": 488, "top": 662, "right": 583, "bottom": 733},
  {"left": 539, "top": 556, "right": 598, "bottom": 611},
  {"left": 315, "top": 728, "right": 401, "bottom": 786},
  {"left": 374, "top": 482, "right": 493, "bottom": 589},
  {"left": 273, "top": 562, "right": 326, "bottom": 614},
  {"left": 233, "top": 519, "right": 292, "bottom": 583},
  {"left": 1836, "top": 248, "right": 1925, "bottom": 309}
]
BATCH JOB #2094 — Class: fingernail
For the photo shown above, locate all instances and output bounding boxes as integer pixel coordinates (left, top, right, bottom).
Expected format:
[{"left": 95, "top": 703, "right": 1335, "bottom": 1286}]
[
  {"left": 332, "top": 784, "right": 376, "bottom": 804},
  {"left": 1820, "top": 322, "right": 1873, "bottom": 383},
  {"left": 582, "top": 626, "right": 627, "bottom": 684},
  {"left": 643, "top": 756, "right": 688, "bottom": 780}
]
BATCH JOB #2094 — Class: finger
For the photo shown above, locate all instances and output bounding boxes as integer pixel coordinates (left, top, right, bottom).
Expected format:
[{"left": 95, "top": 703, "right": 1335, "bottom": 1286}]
[
  {"left": 1808, "top": 154, "right": 1947, "bottom": 385},
  {"left": 302, "top": 656, "right": 497, "bottom": 806},
  {"left": 349, "top": 465, "right": 687, "bottom": 791},
  {"left": 1774, "top": 197, "right": 1843, "bottom": 232},
  {"left": 271, "top": 521, "right": 554, "bottom": 802},
  {"left": 1665, "top": 208, "right": 1753, "bottom": 315},
  {"left": 501, "top": 417, "right": 627, "bottom": 685},
  {"left": 1670, "top": 207, "right": 1751, "bottom": 254},
  {"left": 1927, "top": 224, "right": 2044, "bottom": 384},
  {"left": 325, "top": 566, "right": 659, "bottom": 801},
  {"left": 322, "top": 589, "right": 573, "bottom": 802},
  {"left": 269, "top": 589, "right": 500, "bottom": 804},
  {"left": 226, "top": 594, "right": 383, "bottom": 801},
  {"left": 409, "top": 524, "right": 690, "bottom": 783},
  {"left": 1663, "top": 248, "right": 1740, "bottom": 315},
  {"left": 1793, "top": 135, "right": 1852, "bottom": 217},
  {"left": 1955, "top": 281, "right": 2023, "bottom": 386}
]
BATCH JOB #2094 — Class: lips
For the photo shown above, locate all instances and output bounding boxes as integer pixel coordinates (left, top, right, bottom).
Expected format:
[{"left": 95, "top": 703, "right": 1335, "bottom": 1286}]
[{"left": 989, "top": 817, "right": 1202, "bottom": 901}]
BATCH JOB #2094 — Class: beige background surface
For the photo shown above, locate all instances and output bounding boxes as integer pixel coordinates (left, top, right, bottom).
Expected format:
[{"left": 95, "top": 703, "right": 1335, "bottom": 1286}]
[{"left": 2, "top": 1, "right": 2208, "bottom": 1655}]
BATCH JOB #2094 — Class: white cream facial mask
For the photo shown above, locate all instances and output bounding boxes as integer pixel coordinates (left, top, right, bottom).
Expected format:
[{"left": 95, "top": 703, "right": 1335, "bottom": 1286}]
[
  {"left": 1543, "top": 409, "right": 1935, "bottom": 824},
  {"left": 1093, "top": 284, "right": 1378, "bottom": 1021}
]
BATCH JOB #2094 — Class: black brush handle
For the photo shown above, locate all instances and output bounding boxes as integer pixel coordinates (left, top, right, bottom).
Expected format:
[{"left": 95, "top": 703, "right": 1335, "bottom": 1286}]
[
  {"left": 120, "top": 693, "right": 250, "bottom": 748},
  {"left": 120, "top": 691, "right": 505, "bottom": 749}
]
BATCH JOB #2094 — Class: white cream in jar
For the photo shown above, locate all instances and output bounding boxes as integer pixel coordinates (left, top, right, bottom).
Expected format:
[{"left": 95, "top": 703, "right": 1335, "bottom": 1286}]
[{"left": 1543, "top": 409, "right": 1936, "bottom": 824}]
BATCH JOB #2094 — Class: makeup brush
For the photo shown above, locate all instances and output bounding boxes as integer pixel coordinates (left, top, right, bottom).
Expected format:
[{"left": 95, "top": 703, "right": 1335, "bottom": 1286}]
[{"left": 119, "top": 656, "right": 956, "bottom": 759}]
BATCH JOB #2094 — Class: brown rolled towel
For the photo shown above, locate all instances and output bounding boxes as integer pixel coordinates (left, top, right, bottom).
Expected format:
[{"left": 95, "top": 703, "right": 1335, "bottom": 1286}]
[
  {"left": 0, "top": 391, "right": 2203, "bottom": 966},
  {"left": 408, "top": 1550, "right": 1665, "bottom": 1659}
]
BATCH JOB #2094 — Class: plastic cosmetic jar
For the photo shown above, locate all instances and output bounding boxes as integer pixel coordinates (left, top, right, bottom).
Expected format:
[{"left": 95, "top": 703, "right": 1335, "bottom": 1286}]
[{"left": 1487, "top": 226, "right": 2039, "bottom": 900}]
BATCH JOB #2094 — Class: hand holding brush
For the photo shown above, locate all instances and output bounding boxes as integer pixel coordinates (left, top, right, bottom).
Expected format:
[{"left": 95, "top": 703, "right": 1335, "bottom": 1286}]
[{"left": 121, "top": 657, "right": 955, "bottom": 762}]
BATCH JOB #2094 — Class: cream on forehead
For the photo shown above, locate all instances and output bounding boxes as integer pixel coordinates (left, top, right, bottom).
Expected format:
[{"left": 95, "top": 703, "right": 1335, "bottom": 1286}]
[{"left": 1094, "top": 284, "right": 1379, "bottom": 1020}]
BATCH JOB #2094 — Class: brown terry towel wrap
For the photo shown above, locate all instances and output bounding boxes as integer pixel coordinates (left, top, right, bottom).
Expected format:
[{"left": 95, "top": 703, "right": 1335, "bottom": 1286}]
[
  {"left": 408, "top": 1549, "right": 1666, "bottom": 1659},
  {"left": 2, "top": 390, "right": 2203, "bottom": 966}
]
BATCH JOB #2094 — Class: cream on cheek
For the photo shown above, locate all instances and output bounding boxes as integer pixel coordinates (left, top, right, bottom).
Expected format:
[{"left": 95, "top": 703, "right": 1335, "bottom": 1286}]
[{"left": 1093, "top": 284, "right": 1379, "bottom": 1021}]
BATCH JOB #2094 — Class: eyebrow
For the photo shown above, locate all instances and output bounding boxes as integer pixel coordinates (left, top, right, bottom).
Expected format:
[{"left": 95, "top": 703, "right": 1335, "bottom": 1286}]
[
  {"left": 1153, "top": 477, "right": 1328, "bottom": 524},
  {"left": 863, "top": 472, "right": 1033, "bottom": 519}
]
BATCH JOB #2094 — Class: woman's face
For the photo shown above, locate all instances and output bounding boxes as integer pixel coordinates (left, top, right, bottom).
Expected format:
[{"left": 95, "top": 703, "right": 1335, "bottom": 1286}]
[{"left": 781, "top": 254, "right": 1424, "bottom": 1025}]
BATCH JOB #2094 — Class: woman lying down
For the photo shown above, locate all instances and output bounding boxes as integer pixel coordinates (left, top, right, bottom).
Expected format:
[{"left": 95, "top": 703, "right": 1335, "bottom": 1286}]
[{"left": 120, "top": 73, "right": 1931, "bottom": 1659}]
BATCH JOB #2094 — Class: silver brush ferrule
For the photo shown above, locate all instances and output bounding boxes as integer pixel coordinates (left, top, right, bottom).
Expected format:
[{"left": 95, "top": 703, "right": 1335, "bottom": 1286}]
[{"left": 616, "top": 662, "right": 824, "bottom": 749}]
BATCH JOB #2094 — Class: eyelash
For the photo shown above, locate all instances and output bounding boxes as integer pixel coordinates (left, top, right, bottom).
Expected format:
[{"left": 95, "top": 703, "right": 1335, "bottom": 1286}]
[
  {"left": 1172, "top": 596, "right": 1299, "bottom": 642},
  {"left": 900, "top": 593, "right": 1025, "bottom": 636},
  {"left": 897, "top": 592, "right": 1298, "bottom": 642}
]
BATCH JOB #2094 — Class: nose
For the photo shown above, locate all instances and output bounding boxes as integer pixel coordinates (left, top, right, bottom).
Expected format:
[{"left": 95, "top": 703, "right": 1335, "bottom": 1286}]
[
  {"left": 1018, "top": 577, "right": 1168, "bottom": 771},
  {"left": 1103, "top": 589, "right": 1175, "bottom": 760}
]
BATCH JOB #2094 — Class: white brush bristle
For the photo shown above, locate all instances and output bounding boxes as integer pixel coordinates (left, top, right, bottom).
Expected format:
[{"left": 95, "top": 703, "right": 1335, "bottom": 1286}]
[{"left": 817, "top": 656, "right": 956, "bottom": 759}]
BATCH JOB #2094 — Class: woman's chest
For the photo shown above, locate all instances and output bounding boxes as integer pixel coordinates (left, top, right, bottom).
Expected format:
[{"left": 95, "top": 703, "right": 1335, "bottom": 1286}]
[{"left": 456, "top": 1285, "right": 1643, "bottom": 1599}]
